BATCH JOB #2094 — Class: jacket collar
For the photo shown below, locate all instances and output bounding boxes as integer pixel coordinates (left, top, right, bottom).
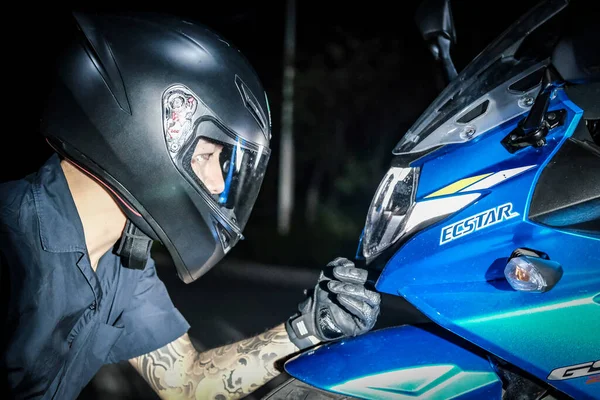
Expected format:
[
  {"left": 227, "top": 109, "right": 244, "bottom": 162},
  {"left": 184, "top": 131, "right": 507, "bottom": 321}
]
[{"left": 33, "top": 154, "right": 87, "bottom": 254}]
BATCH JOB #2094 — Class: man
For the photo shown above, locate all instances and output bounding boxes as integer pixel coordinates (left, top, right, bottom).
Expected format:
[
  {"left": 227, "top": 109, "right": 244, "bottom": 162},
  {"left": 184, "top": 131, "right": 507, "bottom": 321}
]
[{"left": 0, "top": 10, "right": 381, "bottom": 400}]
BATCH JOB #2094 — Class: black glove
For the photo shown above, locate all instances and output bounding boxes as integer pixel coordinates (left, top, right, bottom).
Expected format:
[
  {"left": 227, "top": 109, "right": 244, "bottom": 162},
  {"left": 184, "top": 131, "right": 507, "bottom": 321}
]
[{"left": 285, "top": 257, "right": 381, "bottom": 350}]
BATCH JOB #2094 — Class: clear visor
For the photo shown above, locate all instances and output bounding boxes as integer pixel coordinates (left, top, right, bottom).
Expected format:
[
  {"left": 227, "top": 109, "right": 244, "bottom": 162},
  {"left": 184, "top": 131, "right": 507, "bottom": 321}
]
[{"left": 163, "top": 85, "right": 270, "bottom": 234}]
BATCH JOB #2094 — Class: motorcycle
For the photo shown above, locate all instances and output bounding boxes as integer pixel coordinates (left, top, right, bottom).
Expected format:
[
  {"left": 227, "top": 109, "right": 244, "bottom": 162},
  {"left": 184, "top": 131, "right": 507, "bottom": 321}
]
[{"left": 263, "top": 0, "right": 599, "bottom": 398}]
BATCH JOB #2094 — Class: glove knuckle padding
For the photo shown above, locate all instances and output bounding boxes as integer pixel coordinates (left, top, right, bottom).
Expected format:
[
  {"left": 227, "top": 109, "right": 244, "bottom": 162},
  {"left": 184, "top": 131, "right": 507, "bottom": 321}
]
[
  {"left": 327, "top": 257, "right": 355, "bottom": 269},
  {"left": 342, "top": 283, "right": 358, "bottom": 294},
  {"left": 286, "top": 257, "right": 382, "bottom": 350},
  {"left": 330, "top": 281, "right": 380, "bottom": 308},
  {"left": 333, "top": 265, "right": 367, "bottom": 285}
]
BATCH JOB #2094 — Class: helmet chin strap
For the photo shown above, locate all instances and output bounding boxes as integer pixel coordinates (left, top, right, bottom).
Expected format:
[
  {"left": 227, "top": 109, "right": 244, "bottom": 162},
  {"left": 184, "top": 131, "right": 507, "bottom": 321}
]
[{"left": 115, "top": 219, "right": 154, "bottom": 270}]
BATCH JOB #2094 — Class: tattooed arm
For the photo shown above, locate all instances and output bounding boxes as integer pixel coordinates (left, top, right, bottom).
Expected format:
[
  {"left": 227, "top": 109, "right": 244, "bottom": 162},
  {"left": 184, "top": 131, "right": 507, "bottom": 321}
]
[
  {"left": 129, "top": 323, "right": 299, "bottom": 400},
  {"left": 129, "top": 258, "right": 382, "bottom": 399}
]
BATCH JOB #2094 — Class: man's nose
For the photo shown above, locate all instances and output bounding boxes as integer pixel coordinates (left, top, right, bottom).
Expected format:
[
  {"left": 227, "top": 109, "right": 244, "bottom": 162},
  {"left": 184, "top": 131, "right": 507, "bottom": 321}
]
[{"left": 205, "top": 160, "right": 225, "bottom": 194}]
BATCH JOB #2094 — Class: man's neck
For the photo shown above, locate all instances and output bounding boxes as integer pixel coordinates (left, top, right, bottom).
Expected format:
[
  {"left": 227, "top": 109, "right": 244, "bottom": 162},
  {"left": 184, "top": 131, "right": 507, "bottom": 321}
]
[{"left": 60, "top": 159, "right": 127, "bottom": 271}]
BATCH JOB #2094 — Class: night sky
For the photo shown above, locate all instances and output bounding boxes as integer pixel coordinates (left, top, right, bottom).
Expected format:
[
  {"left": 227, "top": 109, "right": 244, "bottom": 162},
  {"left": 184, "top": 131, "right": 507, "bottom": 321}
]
[
  {"left": 4, "top": 0, "right": 542, "bottom": 182},
  {"left": 2, "top": 0, "right": 551, "bottom": 265}
]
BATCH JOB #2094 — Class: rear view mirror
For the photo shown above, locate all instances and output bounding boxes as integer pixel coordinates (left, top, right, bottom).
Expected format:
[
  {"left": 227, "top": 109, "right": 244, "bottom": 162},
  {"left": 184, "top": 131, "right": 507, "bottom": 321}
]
[{"left": 415, "top": 0, "right": 458, "bottom": 83}]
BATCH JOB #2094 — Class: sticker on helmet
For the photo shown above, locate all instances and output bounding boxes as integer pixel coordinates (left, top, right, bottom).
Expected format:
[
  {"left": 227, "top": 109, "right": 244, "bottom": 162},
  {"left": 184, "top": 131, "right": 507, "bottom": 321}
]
[{"left": 163, "top": 87, "right": 198, "bottom": 153}]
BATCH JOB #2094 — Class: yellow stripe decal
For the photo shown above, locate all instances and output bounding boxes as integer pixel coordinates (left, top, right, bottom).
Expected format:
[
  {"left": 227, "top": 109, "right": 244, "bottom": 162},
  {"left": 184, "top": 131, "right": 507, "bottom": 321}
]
[{"left": 425, "top": 173, "right": 493, "bottom": 198}]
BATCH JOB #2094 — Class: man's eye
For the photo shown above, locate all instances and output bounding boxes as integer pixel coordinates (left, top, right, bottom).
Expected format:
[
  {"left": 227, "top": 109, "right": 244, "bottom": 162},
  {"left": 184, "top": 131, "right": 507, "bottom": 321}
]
[{"left": 195, "top": 154, "right": 211, "bottom": 162}]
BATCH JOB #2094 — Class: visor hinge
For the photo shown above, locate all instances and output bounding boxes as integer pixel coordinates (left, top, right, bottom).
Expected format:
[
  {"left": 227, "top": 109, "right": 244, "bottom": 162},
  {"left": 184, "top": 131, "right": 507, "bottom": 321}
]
[{"left": 115, "top": 219, "right": 153, "bottom": 270}]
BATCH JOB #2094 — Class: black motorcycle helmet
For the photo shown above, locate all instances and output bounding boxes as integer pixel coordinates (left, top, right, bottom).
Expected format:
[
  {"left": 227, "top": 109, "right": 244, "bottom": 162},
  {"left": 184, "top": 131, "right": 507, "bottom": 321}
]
[{"left": 40, "top": 11, "right": 272, "bottom": 283}]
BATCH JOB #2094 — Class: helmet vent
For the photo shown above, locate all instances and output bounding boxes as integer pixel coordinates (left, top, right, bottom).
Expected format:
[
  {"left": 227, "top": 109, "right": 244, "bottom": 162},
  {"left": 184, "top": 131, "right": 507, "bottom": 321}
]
[
  {"left": 72, "top": 12, "right": 132, "bottom": 115},
  {"left": 235, "top": 76, "right": 268, "bottom": 138}
]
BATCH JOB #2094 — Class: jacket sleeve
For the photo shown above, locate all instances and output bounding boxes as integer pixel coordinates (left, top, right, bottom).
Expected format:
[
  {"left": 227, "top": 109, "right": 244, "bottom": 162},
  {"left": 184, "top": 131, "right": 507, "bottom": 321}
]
[{"left": 107, "top": 257, "right": 191, "bottom": 362}]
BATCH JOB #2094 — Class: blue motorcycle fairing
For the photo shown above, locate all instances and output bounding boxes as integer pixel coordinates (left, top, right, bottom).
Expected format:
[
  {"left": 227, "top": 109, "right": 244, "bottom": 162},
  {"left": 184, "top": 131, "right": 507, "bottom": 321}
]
[
  {"left": 375, "top": 90, "right": 600, "bottom": 399},
  {"left": 284, "top": 324, "right": 503, "bottom": 399}
]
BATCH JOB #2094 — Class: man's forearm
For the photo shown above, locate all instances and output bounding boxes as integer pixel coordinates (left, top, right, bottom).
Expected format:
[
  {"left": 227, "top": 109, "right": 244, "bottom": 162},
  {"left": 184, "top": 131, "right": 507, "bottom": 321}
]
[{"left": 129, "top": 323, "right": 300, "bottom": 400}]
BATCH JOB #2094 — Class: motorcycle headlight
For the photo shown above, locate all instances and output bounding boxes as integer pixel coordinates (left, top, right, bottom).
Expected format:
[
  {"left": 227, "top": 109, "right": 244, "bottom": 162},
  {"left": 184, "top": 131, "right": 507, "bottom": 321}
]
[
  {"left": 361, "top": 163, "right": 482, "bottom": 263},
  {"left": 362, "top": 166, "right": 419, "bottom": 261}
]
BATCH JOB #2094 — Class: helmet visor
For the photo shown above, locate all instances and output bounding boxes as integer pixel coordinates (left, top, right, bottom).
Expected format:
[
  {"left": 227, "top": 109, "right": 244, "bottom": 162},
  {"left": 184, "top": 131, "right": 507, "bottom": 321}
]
[
  {"left": 183, "top": 126, "right": 269, "bottom": 233},
  {"left": 163, "top": 85, "right": 270, "bottom": 235}
]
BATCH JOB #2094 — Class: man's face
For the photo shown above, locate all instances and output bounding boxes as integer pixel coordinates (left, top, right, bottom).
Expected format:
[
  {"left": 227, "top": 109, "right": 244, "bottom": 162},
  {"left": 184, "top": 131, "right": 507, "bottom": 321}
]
[{"left": 190, "top": 137, "right": 225, "bottom": 194}]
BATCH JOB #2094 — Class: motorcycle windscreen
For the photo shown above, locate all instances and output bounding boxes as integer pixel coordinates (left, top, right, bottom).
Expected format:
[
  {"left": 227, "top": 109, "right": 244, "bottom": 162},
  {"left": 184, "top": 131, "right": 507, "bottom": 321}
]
[{"left": 393, "top": 0, "right": 568, "bottom": 156}]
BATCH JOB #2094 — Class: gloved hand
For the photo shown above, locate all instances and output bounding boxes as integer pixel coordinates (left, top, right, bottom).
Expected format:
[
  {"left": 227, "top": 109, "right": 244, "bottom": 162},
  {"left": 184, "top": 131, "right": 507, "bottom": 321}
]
[{"left": 285, "top": 257, "right": 381, "bottom": 350}]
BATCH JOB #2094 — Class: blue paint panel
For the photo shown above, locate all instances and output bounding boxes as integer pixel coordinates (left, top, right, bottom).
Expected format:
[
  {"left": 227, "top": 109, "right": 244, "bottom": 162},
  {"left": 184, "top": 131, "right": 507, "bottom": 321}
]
[
  {"left": 414, "top": 103, "right": 574, "bottom": 201},
  {"left": 374, "top": 91, "right": 600, "bottom": 400},
  {"left": 284, "top": 325, "right": 502, "bottom": 399}
]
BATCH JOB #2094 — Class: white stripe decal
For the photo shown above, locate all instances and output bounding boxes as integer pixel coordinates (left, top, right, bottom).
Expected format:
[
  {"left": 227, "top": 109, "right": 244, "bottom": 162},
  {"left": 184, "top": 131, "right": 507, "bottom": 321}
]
[
  {"left": 460, "top": 165, "right": 536, "bottom": 192},
  {"left": 405, "top": 193, "right": 481, "bottom": 235},
  {"left": 297, "top": 321, "right": 308, "bottom": 336}
]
